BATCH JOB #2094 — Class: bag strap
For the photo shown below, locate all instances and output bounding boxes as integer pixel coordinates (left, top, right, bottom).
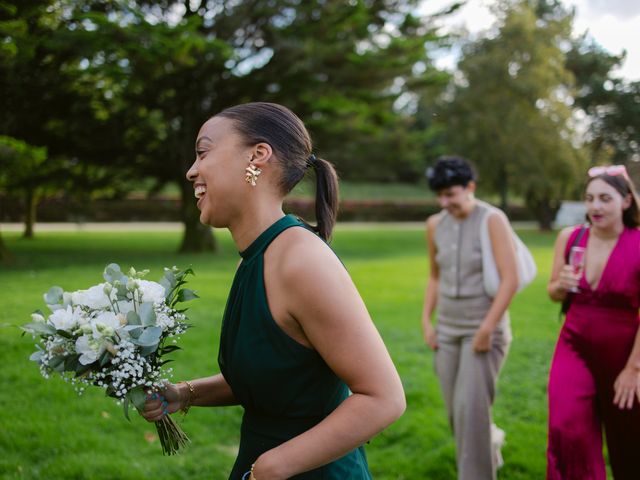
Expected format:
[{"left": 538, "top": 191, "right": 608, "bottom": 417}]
[
  {"left": 560, "top": 225, "right": 588, "bottom": 316},
  {"left": 563, "top": 225, "right": 587, "bottom": 263}
]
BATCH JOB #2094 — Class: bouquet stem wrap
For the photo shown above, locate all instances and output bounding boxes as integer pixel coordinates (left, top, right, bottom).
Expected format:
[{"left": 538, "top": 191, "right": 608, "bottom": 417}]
[{"left": 156, "top": 416, "right": 190, "bottom": 455}]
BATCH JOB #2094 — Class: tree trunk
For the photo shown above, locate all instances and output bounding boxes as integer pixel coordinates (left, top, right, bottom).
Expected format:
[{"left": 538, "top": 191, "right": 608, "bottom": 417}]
[
  {"left": 499, "top": 170, "right": 509, "bottom": 211},
  {"left": 0, "top": 230, "right": 12, "bottom": 265},
  {"left": 178, "top": 179, "right": 216, "bottom": 253},
  {"left": 23, "top": 187, "right": 37, "bottom": 239},
  {"left": 531, "top": 198, "right": 558, "bottom": 231}
]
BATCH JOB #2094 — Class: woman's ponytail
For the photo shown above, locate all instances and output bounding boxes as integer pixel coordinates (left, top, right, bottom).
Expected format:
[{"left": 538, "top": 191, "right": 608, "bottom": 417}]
[{"left": 310, "top": 156, "right": 338, "bottom": 241}]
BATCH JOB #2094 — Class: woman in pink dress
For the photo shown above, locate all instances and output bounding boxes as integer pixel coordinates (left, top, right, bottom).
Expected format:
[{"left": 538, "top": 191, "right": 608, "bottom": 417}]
[{"left": 547, "top": 165, "right": 640, "bottom": 479}]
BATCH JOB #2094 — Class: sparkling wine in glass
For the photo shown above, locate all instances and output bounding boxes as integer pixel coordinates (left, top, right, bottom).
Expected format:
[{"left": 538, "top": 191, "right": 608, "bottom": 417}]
[{"left": 568, "top": 246, "right": 586, "bottom": 293}]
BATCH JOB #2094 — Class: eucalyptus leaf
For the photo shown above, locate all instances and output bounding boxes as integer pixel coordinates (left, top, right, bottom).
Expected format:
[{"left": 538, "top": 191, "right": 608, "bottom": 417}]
[
  {"left": 29, "top": 350, "right": 44, "bottom": 362},
  {"left": 159, "top": 277, "right": 173, "bottom": 295},
  {"left": 114, "top": 282, "right": 129, "bottom": 301},
  {"left": 21, "top": 322, "right": 56, "bottom": 336},
  {"left": 161, "top": 270, "right": 177, "bottom": 291},
  {"left": 139, "top": 302, "right": 156, "bottom": 327},
  {"left": 103, "top": 263, "right": 124, "bottom": 283},
  {"left": 126, "top": 311, "right": 141, "bottom": 326},
  {"left": 44, "top": 286, "right": 64, "bottom": 305},
  {"left": 139, "top": 343, "right": 159, "bottom": 357},
  {"left": 128, "top": 385, "right": 147, "bottom": 411},
  {"left": 124, "top": 325, "right": 143, "bottom": 339},
  {"left": 133, "top": 326, "right": 162, "bottom": 347},
  {"left": 48, "top": 355, "right": 65, "bottom": 372}
]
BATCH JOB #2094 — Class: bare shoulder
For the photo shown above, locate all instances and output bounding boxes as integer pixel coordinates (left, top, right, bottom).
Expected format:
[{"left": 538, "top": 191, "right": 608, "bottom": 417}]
[
  {"left": 267, "top": 226, "right": 344, "bottom": 283},
  {"left": 426, "top": 212, "right": 442, "bottom": 232},
  {"left": 557, "top": 225, "right": 576, "bottom": 243},
  {"left": 486, "top": 209, "right": 510, "bottom": 228}
]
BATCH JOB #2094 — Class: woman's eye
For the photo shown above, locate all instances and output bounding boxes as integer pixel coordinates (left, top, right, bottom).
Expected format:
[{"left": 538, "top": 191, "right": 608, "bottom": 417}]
[{"left": 196, "top": 150, "right": 206, "bottom": 157}]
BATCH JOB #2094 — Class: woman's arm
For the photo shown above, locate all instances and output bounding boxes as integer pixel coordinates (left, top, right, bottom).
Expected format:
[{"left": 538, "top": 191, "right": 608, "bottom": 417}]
[
  {"left": 613, "top": 327, "right": 640, "bottom": 409},
  {"left": 547, "top": 227, "right": 578, "bottom": 302},
  {"left": 252, "top": 234, "right": 406, "bottom": 479},
  {"left": 472, "top": 212, "right": 519, "bottom": 352},
  {"left": 422, "top": 214, "right": 441, "bottom": 350},
  {"left": 141, "top": 373, "right": 238, "bottom": 421}
]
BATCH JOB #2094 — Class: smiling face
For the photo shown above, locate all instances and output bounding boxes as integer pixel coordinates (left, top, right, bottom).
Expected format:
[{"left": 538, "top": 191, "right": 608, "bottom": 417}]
[
  {"left": 185, "top": 116, "right": 253, "bottom": 227},
  {"left": 435, "top": 182, "right": 476, "bottom": 218},
  {"left": 585, "top": 178, "right": 631, "bottom": 230}
]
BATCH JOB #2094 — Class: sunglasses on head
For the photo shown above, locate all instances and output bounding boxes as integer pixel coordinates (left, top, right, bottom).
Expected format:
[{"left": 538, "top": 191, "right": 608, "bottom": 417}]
[
  {"left": 588, "top": 165, "right": 629, "bottom": 180},
  {"left": 425, "top": 167, "right": 457, "bottom": 180}
]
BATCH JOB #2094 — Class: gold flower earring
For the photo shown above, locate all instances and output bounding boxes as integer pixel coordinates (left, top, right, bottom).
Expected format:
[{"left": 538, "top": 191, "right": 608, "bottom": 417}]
[{"left": 245, "top": 163, "right": 262, "bottom": 187}]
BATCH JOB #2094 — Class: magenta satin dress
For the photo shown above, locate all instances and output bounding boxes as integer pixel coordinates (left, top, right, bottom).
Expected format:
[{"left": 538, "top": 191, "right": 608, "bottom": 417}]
[{"left": 547, "top": 226, "right": 640, "bottom": 480}]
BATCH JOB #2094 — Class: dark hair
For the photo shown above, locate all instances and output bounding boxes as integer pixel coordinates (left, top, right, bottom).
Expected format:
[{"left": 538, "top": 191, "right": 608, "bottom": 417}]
[
  {"left": 216, "top": 102, "right": 338, "bottom": 241},
  {"left": 426, "top": 156, "right": 476, "bottom": 191},
  {"left": 587, "top": 174, "right": 640, "bottom": 228}
]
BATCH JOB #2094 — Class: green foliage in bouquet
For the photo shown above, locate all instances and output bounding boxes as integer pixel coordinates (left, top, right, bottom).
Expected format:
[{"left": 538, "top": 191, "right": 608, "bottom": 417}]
[{"left": 21, "top": 263, "right": 198, "bottom": 455}]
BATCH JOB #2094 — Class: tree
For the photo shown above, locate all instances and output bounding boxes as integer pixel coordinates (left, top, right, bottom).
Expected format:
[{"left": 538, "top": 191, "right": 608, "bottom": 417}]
[
  {"left": 0, "top": 136, "right": 47, "bottom": 261},
  {"left": 71, "top": 0, "right": 449, "bottom": 251},
  {"left": 567, "top": 37, "right": 640, "bottom": 166},
  {"left": 437, "top": 0, "right": 586, "bottom": 228},
  {"left": 3, "top": 0, "right": 452, "bottom": 250},
  {"left": 0, "top": 0, "right": 136, "bottom": 237}
]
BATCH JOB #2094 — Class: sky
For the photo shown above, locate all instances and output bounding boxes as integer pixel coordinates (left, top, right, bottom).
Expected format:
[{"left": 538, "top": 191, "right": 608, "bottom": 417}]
[{"left": 418, "top": 0, "right": 640, "bottom": 81}]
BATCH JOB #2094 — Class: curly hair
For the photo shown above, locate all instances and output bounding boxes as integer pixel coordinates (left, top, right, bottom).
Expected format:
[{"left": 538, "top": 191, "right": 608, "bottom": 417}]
[{"left": 425, "top": 156, "right": 477, "bottom": 191}]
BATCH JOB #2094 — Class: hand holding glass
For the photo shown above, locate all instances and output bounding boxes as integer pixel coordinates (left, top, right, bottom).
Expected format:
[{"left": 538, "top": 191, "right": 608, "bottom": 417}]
[{"left": 568, "top": 246, "right": 586, "bottom": 293}]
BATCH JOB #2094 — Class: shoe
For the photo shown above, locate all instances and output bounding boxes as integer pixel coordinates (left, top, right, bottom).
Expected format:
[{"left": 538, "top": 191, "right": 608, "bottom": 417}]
[{"left": 491, "top": 423, "right": 506, "bottom": 469}]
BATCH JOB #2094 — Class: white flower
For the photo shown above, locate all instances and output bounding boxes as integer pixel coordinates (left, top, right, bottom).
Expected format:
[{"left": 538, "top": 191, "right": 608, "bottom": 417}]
[
  {"left": 71, "top": 283, "right": 112, "bottom": 309},
  {"left": 138, "top": 280, "right": 165, "bottom": 304},
  {"left": 49, "top": 305, "right": 82, "bottom": 332},
  {"left": 31, "top": 313, "right": 45, "bottom": 323},
  {"left": 155, "top": 312, "right": 174, "bottom": 330},
  {"left": 91, "top": 311, "right": 120, "bottom": 339},
  {"left": 75, "top": 335, "right": 101, "bottom": 365}
]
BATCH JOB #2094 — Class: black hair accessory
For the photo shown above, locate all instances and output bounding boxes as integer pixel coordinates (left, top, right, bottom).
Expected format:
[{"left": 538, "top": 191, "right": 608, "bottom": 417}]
[{"left": 307, "top": 153, "right": 317, "bottom": 168}]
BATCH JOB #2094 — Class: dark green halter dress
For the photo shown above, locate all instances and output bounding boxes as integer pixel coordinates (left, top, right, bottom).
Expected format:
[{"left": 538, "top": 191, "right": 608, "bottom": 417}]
[{"left": 219, "top": 215, "right": 371, "bottom": 479}]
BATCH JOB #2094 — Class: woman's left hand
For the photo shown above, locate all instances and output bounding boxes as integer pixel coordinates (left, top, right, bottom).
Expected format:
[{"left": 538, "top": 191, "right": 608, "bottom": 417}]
[
  {"left": 613, "top": 365, "right": 640, "bottom": 409},
  {"left": 472, "top": 325, "right": 492, "bottom": 353}
]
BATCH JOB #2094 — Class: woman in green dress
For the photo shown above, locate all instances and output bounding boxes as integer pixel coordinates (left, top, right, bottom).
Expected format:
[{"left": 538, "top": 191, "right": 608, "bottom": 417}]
[{"left": 141, "top": 102, "right": 405, "bottom": 479}]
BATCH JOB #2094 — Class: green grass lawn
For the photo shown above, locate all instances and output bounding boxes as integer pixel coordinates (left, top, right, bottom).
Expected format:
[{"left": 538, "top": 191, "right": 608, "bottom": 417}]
[{"left": 1, "top": 225, "right": 562, "bottom": 479}]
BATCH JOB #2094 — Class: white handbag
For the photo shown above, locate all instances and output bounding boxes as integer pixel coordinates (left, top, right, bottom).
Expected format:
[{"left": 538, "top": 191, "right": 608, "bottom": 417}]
[{"left": 479, "top": 208, "right": 537, "bottom": 297}]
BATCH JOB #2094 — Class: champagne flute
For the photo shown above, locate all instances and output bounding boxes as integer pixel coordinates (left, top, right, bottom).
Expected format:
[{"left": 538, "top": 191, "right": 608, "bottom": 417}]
[{"left": 568, "top": 246, "right": 586, "bottom": 293}]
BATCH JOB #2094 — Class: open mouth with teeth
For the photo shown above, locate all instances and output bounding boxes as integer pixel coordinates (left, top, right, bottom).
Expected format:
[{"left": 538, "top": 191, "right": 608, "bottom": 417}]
[{"left": 194, "top": 185, "right": 207, "bottom": 199}]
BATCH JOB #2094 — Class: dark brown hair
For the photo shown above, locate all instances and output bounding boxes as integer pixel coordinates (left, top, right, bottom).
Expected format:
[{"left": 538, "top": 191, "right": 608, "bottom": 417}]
[
  {"left": 587, "top": 174, "right": 640, "bottom": 228},
  {"left": 217, "top": 102, "right": 338, "bottom": 241}
]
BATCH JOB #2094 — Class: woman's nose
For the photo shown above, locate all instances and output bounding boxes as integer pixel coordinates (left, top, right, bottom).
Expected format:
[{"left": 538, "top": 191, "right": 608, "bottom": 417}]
[{"left": 186, "top": 161, "right": 198, "bottom": 182}]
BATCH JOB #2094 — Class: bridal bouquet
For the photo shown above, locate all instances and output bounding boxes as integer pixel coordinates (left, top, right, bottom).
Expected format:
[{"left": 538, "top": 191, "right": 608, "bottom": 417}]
[{"left": 21, "top": 263, "right": 197, "bottom": 455}]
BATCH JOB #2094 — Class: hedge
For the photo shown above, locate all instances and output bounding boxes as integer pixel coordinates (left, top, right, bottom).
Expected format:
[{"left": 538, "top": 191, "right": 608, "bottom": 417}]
[{"left": 1, "top": 195, "right": 534, "bottom": 223}]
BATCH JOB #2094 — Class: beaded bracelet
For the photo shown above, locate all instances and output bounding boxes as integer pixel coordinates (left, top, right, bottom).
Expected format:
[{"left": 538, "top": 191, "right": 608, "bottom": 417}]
[{"left": 180, "top": 380, "right": 195, "bottom": 415}]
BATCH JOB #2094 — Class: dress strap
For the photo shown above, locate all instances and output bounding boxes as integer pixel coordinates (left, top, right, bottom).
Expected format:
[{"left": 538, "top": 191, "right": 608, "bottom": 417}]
[{"left": 239, "top": 215, "right": 305, "bottom": 261}]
